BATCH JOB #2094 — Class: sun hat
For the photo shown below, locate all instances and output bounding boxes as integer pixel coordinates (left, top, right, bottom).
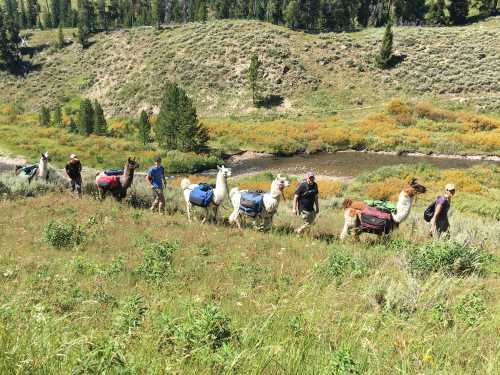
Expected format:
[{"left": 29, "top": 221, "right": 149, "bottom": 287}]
[
  {"left": 70, "top": 154, "right": 77, "bottom": 159},
  {"left": 445, "top": 183, "right": 456, "bottom": 191},
  {"left": 306, "top": 171, "right": 315, "bottom": 178}
]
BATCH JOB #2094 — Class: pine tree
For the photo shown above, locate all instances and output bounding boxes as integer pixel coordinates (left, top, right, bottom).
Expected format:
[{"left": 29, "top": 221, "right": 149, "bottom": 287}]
[
  {"left": 97, "top": 0, "right": 107, "bottom": 31},
  {"left": 375, "top": 19, "right": 393, "bottom": 69},
  {"left": 138, "top": 110, "right": 151, "bottom": 144},
  {"left": 285, "top": 0, "right": 302, "bottom": 29},
  {"left": 78, "top": 99, "right": 94, "bottom": 135},
  {"left": 426, "top": 0, "right": 447, "bottom": 25},
  {"left": 20, "top": 0, "right": 28, "bottom": 29},
  {"left": 3, "top": 0, "right": 21, "bottom": 47},
  {"left": 52, "top": 103, "right": 63, "bottom": 127},
  {"left": 248, "top": 54, "right": 261, "bottom": 105},
  {"left": 93, "top": 100, "right": 107, "bottom": 135},
  {"left": 68, "top": 116, "right": 78, "bottom": 133},
  {"left": 155, "top": 82, "right": 207, "bottom": 152},
  {"left": 26, "top": 0, "right": 38, "bottom": 28},
  {"left": 0, "top": 7, "right": 13, "bottom": 67},
  {"left": 57, "top": 22, "right": 64, "bottom": 48},
  {"left": 50, "top": 0, "right": 60, "bottom": 28},
  {"left": 448, "top": 0, "right": 469, "bottom": 25},
  {"left": 39, "top": 105, "right": 51, "bottom": 127},
  {"left": 152, "top": 0, "right": 165, "bottom": 28}
]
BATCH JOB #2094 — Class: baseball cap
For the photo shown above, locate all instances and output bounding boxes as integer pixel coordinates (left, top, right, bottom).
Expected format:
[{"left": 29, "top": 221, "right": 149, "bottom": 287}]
[
  {"left": 70, "top": 154, "right": 77, "bottom": 159},
  {"left": 154, "top": 156, "right": 162, "bottom": 162},
  {"left": 306, "top": 171, "right": 315, "bottom": 179}
]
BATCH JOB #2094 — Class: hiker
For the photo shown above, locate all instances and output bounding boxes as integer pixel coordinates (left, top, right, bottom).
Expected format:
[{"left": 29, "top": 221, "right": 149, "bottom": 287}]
[
  {"left": 293, "top": 171, "right": 319, "bottom": 234},
  {"left": 429, "top": 183, "right": 456, "bottom": 239},
  {"left": 147, "top": 156, "right": 167, "bottom": 213},
  {"left": 65, "top": 154, "right": 82, "bottom": 198}
]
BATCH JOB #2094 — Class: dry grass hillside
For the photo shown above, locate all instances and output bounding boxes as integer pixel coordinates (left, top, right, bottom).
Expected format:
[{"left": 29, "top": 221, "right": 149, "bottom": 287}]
[{"left": 1, "top": 18, "right": 499, "bottom": 118}]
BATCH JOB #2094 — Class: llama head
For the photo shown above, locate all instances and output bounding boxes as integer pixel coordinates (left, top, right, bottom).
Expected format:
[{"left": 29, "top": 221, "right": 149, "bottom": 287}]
[
  {"left": 406, "top": 178, "right": 427, "bottom": 196},
  {"left": 274, "top": 174, "right": 291, "bottom": 191},
  {"left": 41, "top": 152, "right": 49, "bottom": 161},
  {"left": 127, "top": 157, "right": 139, "bottom": 170},
  {"left": 217, "top": 165, "right": 232, "bottom": 178}
]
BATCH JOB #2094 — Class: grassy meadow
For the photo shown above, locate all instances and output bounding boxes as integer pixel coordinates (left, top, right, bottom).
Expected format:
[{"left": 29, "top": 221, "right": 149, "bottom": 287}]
[{"left": 0, "top": 163, "right": 499, "bottom": 373}]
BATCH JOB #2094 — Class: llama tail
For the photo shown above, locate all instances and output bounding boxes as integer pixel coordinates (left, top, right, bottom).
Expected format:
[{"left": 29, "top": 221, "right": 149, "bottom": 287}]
[
  {"left": 342, "top": 198, "right": 353, "bottom": 209},
  {"left": 229, "top": 187, "right": 239, "bottom": 199},
  {"left": 181, "top": 178, "right": 191, "bottom": 190}
]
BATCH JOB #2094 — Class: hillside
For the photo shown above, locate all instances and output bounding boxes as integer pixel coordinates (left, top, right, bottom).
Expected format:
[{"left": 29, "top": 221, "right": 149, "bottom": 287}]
[
  {"left": 1, "top": 18, "right": 499, "bottom": 118},
  {"left": 0, "top": 162, "right": 499, "bottom": 373}
]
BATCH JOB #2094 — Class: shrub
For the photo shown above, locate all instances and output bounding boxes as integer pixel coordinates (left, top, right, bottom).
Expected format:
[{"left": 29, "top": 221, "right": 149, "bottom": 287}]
[
  {"left": 364, "top": 177, "right": 405, "bottom": 201},
  {"left": 318, "top": 247, "right": 366, "bottom": 285},
  {"left": 158, "top": 303, "right": 233, "bottom": 355},
  {"left": 326, "top": 345, "right": 361, "bottom": 374},
  {"left": 114, "top": 295, "right": 147, "bottom": 335},
  {"left": 453, "top": 292, "right": 488, "bottom": 326},
  {"left": 405, "top": 241, "right": 491, "bottom": 277},
  {"left": 136, "top": 240, "right": 178, "bottom": 282},
  {"left": 44, "top": 221, "right": 86, "bottom": 249},
  {"left": 415, "top": 102, "right": 456, "bottom": 122},
  {"left": 74, "top": 337, "right": 126, "bottom": 374}
]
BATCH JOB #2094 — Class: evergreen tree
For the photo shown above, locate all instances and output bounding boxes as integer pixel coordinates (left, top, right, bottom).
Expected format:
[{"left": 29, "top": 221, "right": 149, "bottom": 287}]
[
  {"left": 52, "top": 103, "right": 63, "bottom": 127},
  {"left": 248, "top": 54, "right": 261, "bottom": 105},
  {"left": 39, "top": 105, "right": 51, "bottom": 127},
  {"left": 138, "top": 110, "right": 151, "bottom": 144},
  {"left": 375, "top": 19, "right": 393, "bottom": 68},
  {"left": 155, "top": 82, "right": 207, "bottom": 152},
  {"left": 285, "top": 0, "right": 302, "bottom": 28},
  {"left": 393, "top": 0, "right": 426, "bottom": 24},
  {"left": 194, "top": 0, "right": 207, "bottom": 21},
  {"left": 448, "top": 0, "right": 469, "bottom": 24},
  {"left": 427, "top": 0, "right": 447, "bottom": 25},
  {"left": 26, "top": 0, "right": 38, "bottom": 28},
  {"left": 19, "top": 0, "right": 27, "bottom": 29},
  {"left": 3, "top": 0, "right": 21, "bottom": 47},
  {"left": 50, "top": 0, "right": 60, "bottom": 28},
  {"left": 93, "top": 100, "right": 107, "bottom": 135},
  {"left": 42, "top": 8, "right": 51, "bottom": 28},
  {"left": 0, "top": 5, "right": 19, "bottom": 68},
  {"left": 78, "top": 98, "right": 94, "bottom": 135},
  {"left": 57, "top": 22, "right": 64, "bottom": 48},
  {"left": 320, "top": 0, "right": 359, "bottom": 30},
  {"left": 77, "top": 0, "right": 94, "bottom": 47},
  {"left": 152, "top": 0, "right": 165, "bottom": 28},
  {"left": 97, "top": 0, "right": 107, "bottom": 30},
  {"left": 68, "top": 116, "right": 78, "bottom": 133}
]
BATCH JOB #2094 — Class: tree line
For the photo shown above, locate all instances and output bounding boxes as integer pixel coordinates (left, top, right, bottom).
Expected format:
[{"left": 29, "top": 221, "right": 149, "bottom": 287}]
[
  {"left": 38, "top": 82, "right": 208, "bottom": 153},
  {"left": 3, "top": 0, "right": 499, "bottom": 33}
]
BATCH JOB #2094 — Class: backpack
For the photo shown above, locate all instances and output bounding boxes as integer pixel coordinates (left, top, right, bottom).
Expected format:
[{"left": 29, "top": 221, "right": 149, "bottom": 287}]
[
  {"left": 360, "top": 206, "right": 393, "bottom": 235},
  {"left": 189, "top": 184, "right": 214, "bottom": 207},
  {"left": 104, "top": 168, "right": 124, "bottom": 176},
  {"left": 364, "top": 199, "right": 397, "bottom": 214},
  {"left": 239, "top": 191, "right": 265, "bottom": 218},
  {"left": 423, "top": 200, "right": 436, "bottom": 222},
  {"left": 96, "top": 174, "right": 120, "bottom": 189}
]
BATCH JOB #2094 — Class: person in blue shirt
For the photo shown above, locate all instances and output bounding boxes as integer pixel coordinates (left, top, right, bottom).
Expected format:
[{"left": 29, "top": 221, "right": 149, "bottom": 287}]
[{"left": 147, "top": 156, "right": 167, "bottom": 213}]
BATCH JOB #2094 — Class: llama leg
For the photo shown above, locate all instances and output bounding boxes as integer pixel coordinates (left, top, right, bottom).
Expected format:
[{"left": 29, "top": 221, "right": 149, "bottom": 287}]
[
  {"left": 201, "top": 209, "right": 207, "bottom": 224},
  {"left": 340, "top": 221, "right": 350, "bottom": 241},
  {"left": 186, "top": 203, "right": 192, "bottom": 223}
]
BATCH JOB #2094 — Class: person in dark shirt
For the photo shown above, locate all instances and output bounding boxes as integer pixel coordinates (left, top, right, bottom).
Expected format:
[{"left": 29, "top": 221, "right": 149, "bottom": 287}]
[
  {"left": 293, "top": 171, "right": 319, "bottom": 235},
  {"left": 65, "top": 154, "right": 82, "bottom": 198},
  {"left": 430, "top": 183, "right": 455, "bottom": 238}
]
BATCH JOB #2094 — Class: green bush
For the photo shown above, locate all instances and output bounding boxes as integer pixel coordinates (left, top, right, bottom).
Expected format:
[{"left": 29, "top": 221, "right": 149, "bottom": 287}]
[
  {"left": 325, "top": 345, "right": 361, "bottom": 375},
  {"left": 114, "top": 295, "right": 147, "bottom": 335},
  {"left": 453, "top": 292, "right": 488, "bottom": 326},
  {"left": 73, "top": 337, "right": 126, "bottom": 374},
  {"left": 163, "top": 150, "right": 221, "bottom": 174},
  {"left": 44, "top": 220, "right": 86, "bottom": 249},
  {"left": 157, "top": 303, "right": 233, "bottom": 355},
  {"left": 136, "top": 240, "right": 178, "bottom": 282},
  {"left": 318, "top": 246, "right": 366, "bottom": 285},
  {"left": 0, "top": 173, "right": 58, "bottom": 198},
  {"left": 405, "top": 241, "right": 492, "bottom": 277}
]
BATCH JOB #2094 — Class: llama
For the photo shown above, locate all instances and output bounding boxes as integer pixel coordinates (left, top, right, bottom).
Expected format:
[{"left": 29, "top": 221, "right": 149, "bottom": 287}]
[
  {"left": 181, "top": 165, "right": 232, "bottom": 223},
  {"left": 15, "top": 152, "right": 49, "bottom": 184},
  {"left": 95, "top": 157, "right": 139, "bottom": 201},
  {"left": 229, "top": 174, "right": 291, "bottom": 230},
  {"left": 340, "top": 178, "right": 427, "bottom": 240}
]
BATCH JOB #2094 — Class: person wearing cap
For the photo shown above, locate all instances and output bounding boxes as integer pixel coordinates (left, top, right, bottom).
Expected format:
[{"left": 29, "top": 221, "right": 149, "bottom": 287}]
[
  {"left": 293, "top": 171, "right": 319, "bottom": 234},
  {"left": 65, "top": 154, "right": 82, "bottom": 198},
  {"left": 430, "top": 183, "right": 456, "bottom": 238},
  {"left": 147, "top": 156, "right": 167, "bottom": 213}
]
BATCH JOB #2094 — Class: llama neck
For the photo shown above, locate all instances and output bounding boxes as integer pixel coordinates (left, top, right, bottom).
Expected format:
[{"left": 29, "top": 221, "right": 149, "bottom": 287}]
[
  {"left": 121, "top": 166, "right": 134, "bottom": 189},
  {"left": 392, "top": 191, "right": 414, "bottom": 223},
  {"left": 270, "top": 183, "right": 283, "bottom": 200},
  {"left": 213, "top": 172, "right": 228, "bottom": 204},
  {"left": 38, "top": 158, "right": 47, "bottom": 177}
]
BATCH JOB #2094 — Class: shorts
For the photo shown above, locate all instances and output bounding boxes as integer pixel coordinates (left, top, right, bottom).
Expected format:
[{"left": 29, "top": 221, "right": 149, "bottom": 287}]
[
  {"left": 152, "top": 188, "right": 165, "bottom": 205},
  {"left": 70, "top": 176, "right": 82, "bottom": 193},
  {"left": 300, "top": 210, "right": 316, "bottom": 226}
]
